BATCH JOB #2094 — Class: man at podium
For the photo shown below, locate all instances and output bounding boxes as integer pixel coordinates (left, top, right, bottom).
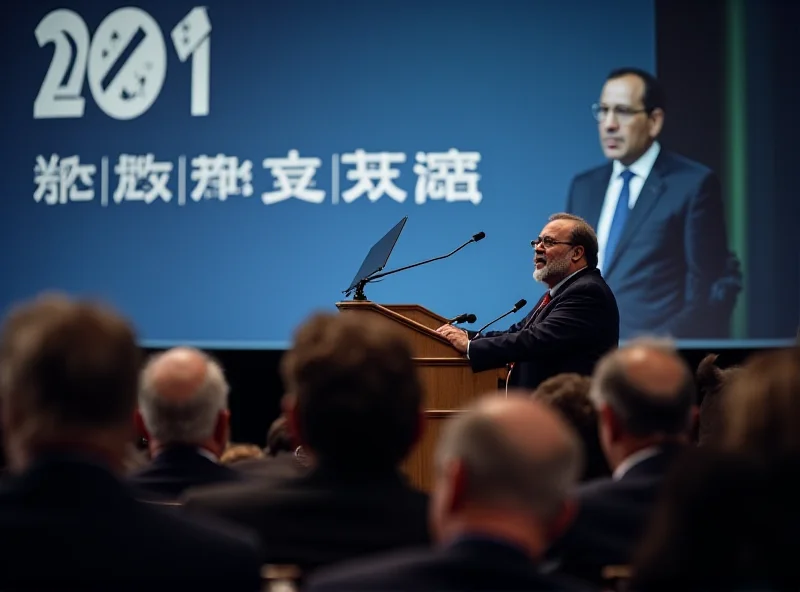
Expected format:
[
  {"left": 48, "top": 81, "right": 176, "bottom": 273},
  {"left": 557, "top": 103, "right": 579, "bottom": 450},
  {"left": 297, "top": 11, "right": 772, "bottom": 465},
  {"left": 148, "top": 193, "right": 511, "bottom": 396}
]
[{"left": 437, "top": 213, "right": 619, "bottom": 390}]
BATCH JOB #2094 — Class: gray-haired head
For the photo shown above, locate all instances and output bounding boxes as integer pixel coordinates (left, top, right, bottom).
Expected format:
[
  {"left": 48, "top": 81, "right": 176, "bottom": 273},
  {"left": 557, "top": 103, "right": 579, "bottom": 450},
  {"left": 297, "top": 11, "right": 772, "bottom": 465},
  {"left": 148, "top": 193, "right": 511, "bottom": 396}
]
[
  {"left": 138, "top": 347, "right": 229, "bottom": 445},
  {"left": 590, "top": 337, "right": 695, "bottom": 436},
  {"left": 434, "top": 392, "right": 583, "bottom": 520}
]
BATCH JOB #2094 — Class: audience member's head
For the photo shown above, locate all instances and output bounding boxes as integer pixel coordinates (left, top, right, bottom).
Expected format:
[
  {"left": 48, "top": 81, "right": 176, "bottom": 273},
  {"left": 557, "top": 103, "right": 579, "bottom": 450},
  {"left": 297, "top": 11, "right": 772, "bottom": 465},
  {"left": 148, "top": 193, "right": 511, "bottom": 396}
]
[
  {"left": 430, "top": 392, "right": 583, "bottom": 560},
  {"left": 281, "top": 312, "right": 422, "bottom": 473},
  {"left": 136, "top": 347, "right": 230, "bottom": 459},
  {"left": 0, "top": 293, "right": 141, "bottom": 472},
  {"left": 265, "top": 415, "right": 294, "bottom": 456},
  {"left": 533, "top": 373, "right": 611, "bottom": 481},
  {"left": 590, "top": 337, "right": 696, "bottom": 471},
  {"left": 723, "top": 347, "right": 800, "bottom": 460},
  {"left": 695, "top": 353, "right": 740, "bottom": 446}
]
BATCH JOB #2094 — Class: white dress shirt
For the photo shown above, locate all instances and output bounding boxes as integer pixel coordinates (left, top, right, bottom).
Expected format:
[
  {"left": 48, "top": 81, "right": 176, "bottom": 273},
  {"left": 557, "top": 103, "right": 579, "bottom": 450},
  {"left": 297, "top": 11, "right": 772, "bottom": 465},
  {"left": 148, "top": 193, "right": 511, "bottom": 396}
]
[
  {"left": 196, "top": 447, "right": 220, "bottom": 463},
  {"left": 596, "top": 141, "right": 661, "bottom": 273}
]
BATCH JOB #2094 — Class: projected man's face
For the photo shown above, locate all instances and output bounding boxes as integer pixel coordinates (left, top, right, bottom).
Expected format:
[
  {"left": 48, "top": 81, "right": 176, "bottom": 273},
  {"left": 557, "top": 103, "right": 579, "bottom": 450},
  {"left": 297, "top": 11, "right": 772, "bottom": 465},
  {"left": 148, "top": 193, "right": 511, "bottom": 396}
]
[{"left": 597, "top": 74, "right": 663, "bottom": 166}]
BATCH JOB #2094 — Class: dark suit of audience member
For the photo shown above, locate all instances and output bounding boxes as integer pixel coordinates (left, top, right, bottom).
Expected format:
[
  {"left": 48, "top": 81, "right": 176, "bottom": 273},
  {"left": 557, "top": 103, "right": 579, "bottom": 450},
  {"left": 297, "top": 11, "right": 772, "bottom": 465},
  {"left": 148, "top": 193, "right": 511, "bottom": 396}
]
[
  {"left": 183, "top": 312, "right": 431, "bottom": 572},
  {"left": 308, "top": 537, "right": 588, "bottom": 592},
  {"left": 552, "top": 338, "right": 696, "bottom": 585},
  {"left": 132, "top": 346, "right": 244, "bottom": 500},
  {"left": 184, "top": 463, "right": 428, "bottom": 571},
  {"left": 0, "top": 294, "right": 262, "bottom": 590},
  {"left": 438, "top": 213, "right": 618, "bottom": 391},
  {"left": 307, "top": 395, "right": 590, "bottom": 591},
  {"left": 0, "top": 453, "right": 262, "bottom": 590},
  {"left": 565, "top": 68, "right": 738, "bottom": 339},
  {"left": 129, "top": 444, "right": 245, "bottom": 500},
  {"left": 559, "top": 443, "right": 684, "bottom": 573}
]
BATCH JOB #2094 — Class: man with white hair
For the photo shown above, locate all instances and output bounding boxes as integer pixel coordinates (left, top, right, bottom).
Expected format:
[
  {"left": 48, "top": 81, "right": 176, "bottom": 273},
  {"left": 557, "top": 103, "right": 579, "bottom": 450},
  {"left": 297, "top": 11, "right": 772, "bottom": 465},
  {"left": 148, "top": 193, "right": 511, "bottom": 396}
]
[
  {"left": 306, "top": 393, "right": 589, "bottom": 591},
  {"left": 130, "top": 346, "right": 245, "bottom": 499}
]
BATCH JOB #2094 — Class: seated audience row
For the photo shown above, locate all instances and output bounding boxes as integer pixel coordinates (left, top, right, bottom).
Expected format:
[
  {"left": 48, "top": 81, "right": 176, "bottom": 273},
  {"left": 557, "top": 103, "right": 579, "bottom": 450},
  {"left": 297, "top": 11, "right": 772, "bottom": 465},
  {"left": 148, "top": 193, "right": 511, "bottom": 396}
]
[{"left": 1, "top": 290, "right": 799, "bottom": 591}]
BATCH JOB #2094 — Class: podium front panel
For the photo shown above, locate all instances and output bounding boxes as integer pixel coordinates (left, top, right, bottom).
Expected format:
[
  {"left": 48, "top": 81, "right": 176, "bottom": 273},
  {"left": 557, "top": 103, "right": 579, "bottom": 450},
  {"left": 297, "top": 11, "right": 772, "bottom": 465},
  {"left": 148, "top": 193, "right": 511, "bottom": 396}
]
[
  {"left": 402, "top": 410, "right": 462, "bottom": 491},
  {"left": 413, "top": 358, "right": 500, "bottom": 409}
]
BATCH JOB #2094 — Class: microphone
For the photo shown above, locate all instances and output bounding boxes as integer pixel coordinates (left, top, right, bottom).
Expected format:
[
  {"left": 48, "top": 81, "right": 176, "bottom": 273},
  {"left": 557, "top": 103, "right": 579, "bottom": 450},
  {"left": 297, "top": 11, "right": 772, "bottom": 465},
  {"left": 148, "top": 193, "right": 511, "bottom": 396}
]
[
  {"left": 447, "top": 312, "right": 477, "bottom": 325},
  {"left": 355, "top": 231, "right": 486, "bottom": 291},
  {"left": 473, "top": 299, "right": 527, "bottom": 337}
]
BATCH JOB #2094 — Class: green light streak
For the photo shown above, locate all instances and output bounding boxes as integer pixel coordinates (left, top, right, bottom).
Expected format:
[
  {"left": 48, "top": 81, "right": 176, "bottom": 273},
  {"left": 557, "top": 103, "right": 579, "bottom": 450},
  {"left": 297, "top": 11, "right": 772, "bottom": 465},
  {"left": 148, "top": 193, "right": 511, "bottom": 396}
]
[{"left": 725, "top": 0, "right": 748, "bottom": 339}]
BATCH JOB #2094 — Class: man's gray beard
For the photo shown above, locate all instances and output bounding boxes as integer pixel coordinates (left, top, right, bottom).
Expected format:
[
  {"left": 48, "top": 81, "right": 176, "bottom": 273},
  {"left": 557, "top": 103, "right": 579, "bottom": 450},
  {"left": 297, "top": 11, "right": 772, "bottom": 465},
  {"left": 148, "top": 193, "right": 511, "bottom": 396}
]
[{"left": 533, "top": 254, "right": 571, "bottom": 283}]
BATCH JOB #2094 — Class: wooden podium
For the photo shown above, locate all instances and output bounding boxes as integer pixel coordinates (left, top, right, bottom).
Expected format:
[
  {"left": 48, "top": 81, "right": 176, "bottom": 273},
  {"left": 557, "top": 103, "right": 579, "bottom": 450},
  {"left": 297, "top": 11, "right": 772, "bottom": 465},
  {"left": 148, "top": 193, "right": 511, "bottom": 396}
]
[{"left": 336, "top": 301, "right": 504, "bottom": 491}]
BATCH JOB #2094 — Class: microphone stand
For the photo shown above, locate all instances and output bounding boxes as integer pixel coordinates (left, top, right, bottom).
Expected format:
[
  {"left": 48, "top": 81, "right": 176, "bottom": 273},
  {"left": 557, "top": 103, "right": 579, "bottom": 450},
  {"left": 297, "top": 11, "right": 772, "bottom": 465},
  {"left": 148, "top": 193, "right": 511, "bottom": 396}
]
[
  {"left": 350, "top": 235, "right": 483, "bottom": 301},
  {"left": 473, "top": 299, "right": 527, "bottom": 337}
]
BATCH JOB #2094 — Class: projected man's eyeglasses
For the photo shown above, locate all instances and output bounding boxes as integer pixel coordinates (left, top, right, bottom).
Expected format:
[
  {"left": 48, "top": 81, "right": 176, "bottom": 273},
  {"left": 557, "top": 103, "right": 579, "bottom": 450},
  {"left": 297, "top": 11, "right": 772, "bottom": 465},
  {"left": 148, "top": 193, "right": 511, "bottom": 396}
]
[{"left": 591, "top": 103, "right": 648, "bottom": 123}]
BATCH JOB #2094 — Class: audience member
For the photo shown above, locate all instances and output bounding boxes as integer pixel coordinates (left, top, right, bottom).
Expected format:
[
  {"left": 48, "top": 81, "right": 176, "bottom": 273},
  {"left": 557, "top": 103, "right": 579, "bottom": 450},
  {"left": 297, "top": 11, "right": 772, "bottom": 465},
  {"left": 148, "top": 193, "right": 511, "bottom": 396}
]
[
  {"left": 722, "top": 347, "right": 800, "bottom": 459},
  {"left": 694, "top": 353, "right": 740, "bottom": 445},
  {"left": 307, "top": 393, "right": 588, "bottom": 591},
  {"left": 0, "top": 294, "right": 261, "bottom": 590},
  {"left": 129, "top": 347, "right": 245, "bottom": 499},
  {"left": 232, "top": 414, "right": 309, "bottom": 481},
  {"left": 532, "top": 373, "right": 611, "bottom": 481},
  {"left": 265, "top": 414, "right": 294, "bottom": 456},
  {"left": 182, "top": 311, "right": 430, "bottom": 572},
  {"left": 552, "top": 337, "right": 696, "bottom": 583}
]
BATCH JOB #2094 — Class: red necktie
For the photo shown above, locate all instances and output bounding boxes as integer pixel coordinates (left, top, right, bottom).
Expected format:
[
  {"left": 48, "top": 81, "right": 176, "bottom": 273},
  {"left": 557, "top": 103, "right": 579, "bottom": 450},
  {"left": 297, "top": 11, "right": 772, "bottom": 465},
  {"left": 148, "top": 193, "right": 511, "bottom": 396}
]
[{"left": 534, "top": 292, "right": 551, "bottom": 314}]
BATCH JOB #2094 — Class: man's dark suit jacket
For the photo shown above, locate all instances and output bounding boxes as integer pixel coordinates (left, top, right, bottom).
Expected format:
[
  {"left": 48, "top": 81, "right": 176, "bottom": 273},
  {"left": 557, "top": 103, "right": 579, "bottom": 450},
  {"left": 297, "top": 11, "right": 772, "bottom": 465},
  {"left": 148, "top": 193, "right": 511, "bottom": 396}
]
[
  {"left": 566, "top": 149, "right": 735, "bottom": 339},
  {"left": 181, "top": 464, "right": 430, "bottom": 572},
  {"left": 306, "top": 537, "right": 590, "bottom": 591},
  {"left": 0, "top": 453, "right": 262, "bottom": 590},
  {"left": 128, "top": 444, "right": 245, "bottom": 500},
  {"left": 468, "top": 267, "right": 619, "bottom": 390},
  {"left": 553, "top": 445, "right": 685, "bottom": 584}
]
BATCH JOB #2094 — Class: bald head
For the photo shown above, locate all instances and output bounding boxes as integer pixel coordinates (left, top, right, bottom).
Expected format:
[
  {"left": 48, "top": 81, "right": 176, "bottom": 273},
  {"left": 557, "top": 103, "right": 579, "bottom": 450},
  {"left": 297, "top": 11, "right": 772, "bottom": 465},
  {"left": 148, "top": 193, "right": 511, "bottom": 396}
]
[
  {"left": 145, "top": 347, "right": 209, "bottom": 403},
  {"left": 472, "top": 393, "right": 577, "bottom": 463},
  {"left": 138, "top": 347, "right": 229, "bottom": 445},
  {"left": 617, "top": 344, "right": 688, "bottom": 399},
  {"left": 435, "top": 392, "right": 583, "bottom": 518},
  {"left": 591, "top": 338, "right": 695, "bottom": 436}
]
